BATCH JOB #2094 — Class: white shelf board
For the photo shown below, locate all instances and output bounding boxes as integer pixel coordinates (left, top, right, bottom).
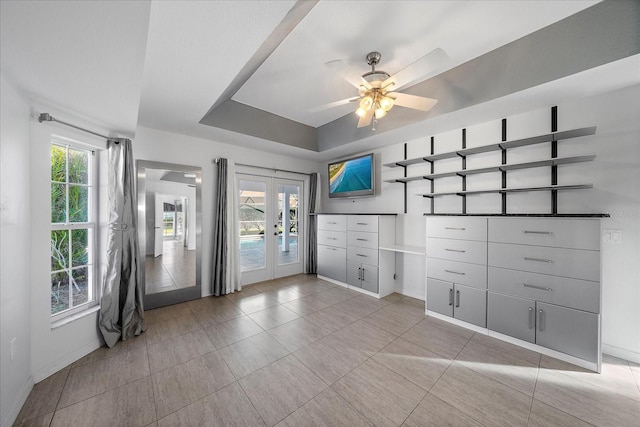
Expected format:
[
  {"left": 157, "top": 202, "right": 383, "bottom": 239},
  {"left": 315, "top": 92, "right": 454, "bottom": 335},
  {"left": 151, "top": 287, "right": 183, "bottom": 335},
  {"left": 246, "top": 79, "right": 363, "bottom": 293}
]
[{"left": 379, "top": 244, "right": 426, "bottom": 255}]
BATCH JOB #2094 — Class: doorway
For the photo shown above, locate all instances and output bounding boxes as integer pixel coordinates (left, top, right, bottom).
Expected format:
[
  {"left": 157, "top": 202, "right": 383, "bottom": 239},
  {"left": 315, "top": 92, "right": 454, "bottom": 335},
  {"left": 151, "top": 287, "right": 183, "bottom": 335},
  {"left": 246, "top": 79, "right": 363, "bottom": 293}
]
[{"left": 238, "top": 174, "right": 304, "bottom": 285}]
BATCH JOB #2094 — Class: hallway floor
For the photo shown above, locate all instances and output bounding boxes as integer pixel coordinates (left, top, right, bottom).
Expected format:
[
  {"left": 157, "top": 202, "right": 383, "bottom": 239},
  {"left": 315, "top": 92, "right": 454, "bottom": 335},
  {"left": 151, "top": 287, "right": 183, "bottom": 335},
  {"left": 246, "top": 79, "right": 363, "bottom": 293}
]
[{"left": 14, "top": 275, "right": 640, "bottom": 426}]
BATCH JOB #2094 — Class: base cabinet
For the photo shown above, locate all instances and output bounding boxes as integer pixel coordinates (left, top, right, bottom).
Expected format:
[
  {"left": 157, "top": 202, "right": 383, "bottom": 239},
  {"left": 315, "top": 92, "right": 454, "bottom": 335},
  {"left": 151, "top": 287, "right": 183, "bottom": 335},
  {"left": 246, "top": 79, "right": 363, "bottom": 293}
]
[
  {"left": 427, "top": 278, "right": 486, "bottom": 327},
  {"left": 347, "top": 261, "right": 379, "bottom": 293}
]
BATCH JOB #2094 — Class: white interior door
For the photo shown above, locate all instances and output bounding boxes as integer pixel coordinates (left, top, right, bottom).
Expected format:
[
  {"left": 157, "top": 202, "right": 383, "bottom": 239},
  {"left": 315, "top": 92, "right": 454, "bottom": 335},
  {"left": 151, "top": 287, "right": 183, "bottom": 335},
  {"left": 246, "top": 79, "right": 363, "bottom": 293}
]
[
  {"left": 238, "top": 174, "right": 304, "bottom": 285},
  {"left": 153, "top": 193, "right": 163, "bottom": 257}
]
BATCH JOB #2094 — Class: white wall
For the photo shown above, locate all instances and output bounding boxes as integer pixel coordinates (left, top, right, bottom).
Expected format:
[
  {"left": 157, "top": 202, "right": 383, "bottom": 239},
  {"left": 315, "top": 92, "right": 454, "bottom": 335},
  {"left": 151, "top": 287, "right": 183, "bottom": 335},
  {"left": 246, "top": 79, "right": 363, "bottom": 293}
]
[
  {"left": 0, "top": 75, "right": 33, "bottom": 427},
  {"left": 133, "top": 126, "right": 321, "bottom": 296},
  {"left": 322, "top": 84, "right": 640, "bottom": 363}
]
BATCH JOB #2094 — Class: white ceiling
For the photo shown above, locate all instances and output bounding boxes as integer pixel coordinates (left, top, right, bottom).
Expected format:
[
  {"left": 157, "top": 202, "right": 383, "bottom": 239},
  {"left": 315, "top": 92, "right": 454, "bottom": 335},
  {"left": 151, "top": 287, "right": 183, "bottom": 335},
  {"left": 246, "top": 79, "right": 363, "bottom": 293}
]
[{"left": 2, "top": 0, "right": 637, "bottom": 160}]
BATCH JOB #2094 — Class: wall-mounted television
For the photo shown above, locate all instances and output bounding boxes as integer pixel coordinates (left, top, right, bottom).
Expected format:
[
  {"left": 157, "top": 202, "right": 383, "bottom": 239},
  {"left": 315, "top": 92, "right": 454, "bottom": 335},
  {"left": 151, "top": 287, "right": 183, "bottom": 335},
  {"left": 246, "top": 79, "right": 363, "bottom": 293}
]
[{"left": 328, "top": 153, "right": 375, "bottom": 199}]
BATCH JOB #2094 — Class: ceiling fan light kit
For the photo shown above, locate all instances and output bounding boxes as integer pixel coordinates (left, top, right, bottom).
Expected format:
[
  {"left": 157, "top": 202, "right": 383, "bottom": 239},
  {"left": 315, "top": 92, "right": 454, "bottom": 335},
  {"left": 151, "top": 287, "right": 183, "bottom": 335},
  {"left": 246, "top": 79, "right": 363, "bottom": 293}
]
[{"left": 317, "top": 50, "right": 445, "bottom": 129}]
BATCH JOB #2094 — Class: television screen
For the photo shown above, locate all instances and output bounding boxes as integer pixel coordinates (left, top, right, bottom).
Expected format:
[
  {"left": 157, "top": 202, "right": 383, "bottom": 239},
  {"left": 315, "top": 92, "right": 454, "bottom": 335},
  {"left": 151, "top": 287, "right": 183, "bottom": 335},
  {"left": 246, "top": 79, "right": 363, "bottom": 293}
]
[{"left": 328, "top": 153, "right": 375, "bottom": 198}]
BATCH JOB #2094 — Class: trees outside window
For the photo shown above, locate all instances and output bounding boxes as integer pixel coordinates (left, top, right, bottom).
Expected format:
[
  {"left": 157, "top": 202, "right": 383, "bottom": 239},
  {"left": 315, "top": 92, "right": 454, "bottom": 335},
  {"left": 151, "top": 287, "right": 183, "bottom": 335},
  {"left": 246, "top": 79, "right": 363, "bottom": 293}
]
[{"left": 50, "top": 143, "right": 96, "bottom": 316}]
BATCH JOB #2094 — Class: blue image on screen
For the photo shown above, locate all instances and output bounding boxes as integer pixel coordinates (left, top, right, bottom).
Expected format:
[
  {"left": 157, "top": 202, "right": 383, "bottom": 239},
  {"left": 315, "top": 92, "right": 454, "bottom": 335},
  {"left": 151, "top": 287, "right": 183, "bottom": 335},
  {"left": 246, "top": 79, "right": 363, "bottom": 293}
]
[{"left": 329, "top": 156, "right": 372, "bottom": 194}]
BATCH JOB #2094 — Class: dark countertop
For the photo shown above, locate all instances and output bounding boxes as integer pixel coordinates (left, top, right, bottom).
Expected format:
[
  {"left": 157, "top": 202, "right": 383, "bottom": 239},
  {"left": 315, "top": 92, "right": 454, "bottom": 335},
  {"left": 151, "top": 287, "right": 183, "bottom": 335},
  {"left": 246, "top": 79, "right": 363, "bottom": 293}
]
[
  {"left": 423, "top": 213, "right": 610, "bottom": 217},
  {"left": 311, "top": 213, "right": 398, "bottom": 216}
]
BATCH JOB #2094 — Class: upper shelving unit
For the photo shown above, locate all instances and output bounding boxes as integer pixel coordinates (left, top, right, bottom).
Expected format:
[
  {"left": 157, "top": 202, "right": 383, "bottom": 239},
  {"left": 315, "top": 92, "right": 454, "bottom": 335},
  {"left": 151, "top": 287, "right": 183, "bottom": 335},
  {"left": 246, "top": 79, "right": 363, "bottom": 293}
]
[
  {"left": 382, "top": 106, "right": 598, "bottom": 215},
  {"left": 383, "top": 126, "right": 596, "bottom": 168}
]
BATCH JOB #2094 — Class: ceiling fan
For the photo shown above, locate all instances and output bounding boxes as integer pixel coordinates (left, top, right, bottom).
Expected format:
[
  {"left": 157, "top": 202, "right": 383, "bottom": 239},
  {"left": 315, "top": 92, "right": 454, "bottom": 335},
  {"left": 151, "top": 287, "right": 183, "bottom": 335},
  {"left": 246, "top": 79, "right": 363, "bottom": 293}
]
[{"left": 312, "top": 49, "right": 448, "bottom": 129}]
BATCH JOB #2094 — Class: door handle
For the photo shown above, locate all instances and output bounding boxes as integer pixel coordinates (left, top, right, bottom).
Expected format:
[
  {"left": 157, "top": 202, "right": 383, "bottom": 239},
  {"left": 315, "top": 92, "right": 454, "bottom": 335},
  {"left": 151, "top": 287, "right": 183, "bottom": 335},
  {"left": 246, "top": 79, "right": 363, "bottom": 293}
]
[
  {"left": 523, "top": 257, "right": 553, "bottom": 263},
  {"left": 528, "top": 307, "right": 534, "bottom": 329},
  {"left": 274, "top": 232, "right": 278, "bottom": 236},
  {"left": 449, "top": 288, "right": 454, "bottom": 306},
  {"left": 455, "top": 290, "right": 460, "bottom": 308},
  {"left": 538, "top": 309, "right": 545, "bottom": 332}
]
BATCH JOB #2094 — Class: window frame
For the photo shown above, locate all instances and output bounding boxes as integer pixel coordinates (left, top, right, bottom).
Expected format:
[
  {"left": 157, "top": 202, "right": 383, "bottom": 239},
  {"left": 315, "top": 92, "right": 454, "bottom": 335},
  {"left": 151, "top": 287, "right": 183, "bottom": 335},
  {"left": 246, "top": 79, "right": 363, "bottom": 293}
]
[{"left": 50, "top": 139, "right": 99, "bottom": 320}]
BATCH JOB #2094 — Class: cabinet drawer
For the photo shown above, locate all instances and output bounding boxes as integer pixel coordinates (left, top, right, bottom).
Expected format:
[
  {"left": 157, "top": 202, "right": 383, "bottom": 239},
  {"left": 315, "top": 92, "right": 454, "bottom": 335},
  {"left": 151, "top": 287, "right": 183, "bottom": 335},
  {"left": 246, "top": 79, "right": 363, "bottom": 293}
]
[
  {"left": 488, "top": 267, "right": 600, "bottom": 313},
  {"left": 536, "top": 302, "right": 599, "bottom": 363},
  {"left": 426, "top": 258, "right": 487, "bottom": 289},
  {"left": 317, "top": 230, "right": 346, "bottom": 248},
  {"left": 427, "top": 237, "right": 487, "bottom": 265},
  {"left": 347, "top": 231, "right": 378, "bottom": 249},
  {"left": 347, "top": 245, "right": 378, "bottom": 265},
  {"left": 347, "top": 215, "right": 378, "bottom": 232},
  {"left": 426, "top": 216, "right": 487, "bottom": 241},
  {"left": 488, "top": 243, "right": 600, "bottom": 282},
  {"left": 317, "top": 215, "right": 346, "bottom": 232},
  {"left": 317, "top": 245, "right": 346, "bottom": 282},
  {"left": 487, "top": 292, "right": 536, "bottom": 343},
  {"left": 488, "top": 218, "right": 600, "bottom": 250}
]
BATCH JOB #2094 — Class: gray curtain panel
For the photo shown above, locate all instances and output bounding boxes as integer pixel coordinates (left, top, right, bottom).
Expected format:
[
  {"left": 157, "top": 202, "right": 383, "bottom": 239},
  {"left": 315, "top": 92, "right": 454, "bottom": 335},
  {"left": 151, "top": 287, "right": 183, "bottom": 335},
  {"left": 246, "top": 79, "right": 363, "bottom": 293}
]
[
  {"left": 98, "top": 138, "right": 145, "bottom": 348},
  {"left": 306, "top": 172, "right": 318, "bottom": 273},
  {"left": 211, "top": 158, "right": 228, "bottom": 296}
]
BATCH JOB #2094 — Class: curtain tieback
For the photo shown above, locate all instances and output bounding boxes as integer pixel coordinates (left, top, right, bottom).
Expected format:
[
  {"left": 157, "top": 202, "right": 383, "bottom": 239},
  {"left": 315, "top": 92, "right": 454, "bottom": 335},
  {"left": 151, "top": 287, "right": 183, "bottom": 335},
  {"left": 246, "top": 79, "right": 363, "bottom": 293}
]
[{"left": 109, "top": 222, "right": 133, "bottom": 230}]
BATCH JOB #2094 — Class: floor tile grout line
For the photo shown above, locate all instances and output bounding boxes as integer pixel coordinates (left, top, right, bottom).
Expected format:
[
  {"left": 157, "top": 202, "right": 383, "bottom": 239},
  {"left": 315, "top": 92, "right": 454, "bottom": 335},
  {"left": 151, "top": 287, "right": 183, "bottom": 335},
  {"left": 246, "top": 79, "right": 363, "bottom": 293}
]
[{"left": 146, "top": 336, "right": 159, "bottom": 425}]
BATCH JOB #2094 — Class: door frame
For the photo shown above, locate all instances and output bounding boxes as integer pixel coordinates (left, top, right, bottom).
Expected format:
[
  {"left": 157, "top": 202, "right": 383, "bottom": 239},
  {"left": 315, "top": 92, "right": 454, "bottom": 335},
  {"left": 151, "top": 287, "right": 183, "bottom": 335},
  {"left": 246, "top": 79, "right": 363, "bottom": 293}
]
[{"left": 237, "top": 168, "right": 309, "bottom": 285}]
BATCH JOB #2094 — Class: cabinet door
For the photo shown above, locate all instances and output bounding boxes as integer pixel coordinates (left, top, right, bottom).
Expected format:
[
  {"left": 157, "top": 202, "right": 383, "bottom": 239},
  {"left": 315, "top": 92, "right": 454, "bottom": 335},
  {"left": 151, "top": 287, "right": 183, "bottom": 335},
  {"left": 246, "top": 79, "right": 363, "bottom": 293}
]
[
  {"left": 360, "top": 264, "right": 379, "bottom": 293},
  {"left": 454, "top": 284, "right": 486, "bottom": 327},
  {"left": 487, "top": 292, "right": 535, "bottom": 343},
  {"left": 536, "top": 302, "right": 599, "bottom": 363},
  {"left": 346, "top": 261, "right": 362, "bottom": 288},
  {"left": 426, "top": 278, "right": 454, "bottom": 318},
  {"left": 317, "top": 245, "right": 346, "bottom": 283}
]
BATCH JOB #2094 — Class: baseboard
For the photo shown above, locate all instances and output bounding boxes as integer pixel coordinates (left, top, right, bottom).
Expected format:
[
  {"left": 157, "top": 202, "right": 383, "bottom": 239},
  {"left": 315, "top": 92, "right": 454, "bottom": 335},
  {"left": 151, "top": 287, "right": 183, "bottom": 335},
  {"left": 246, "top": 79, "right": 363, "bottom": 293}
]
[
  {"left": 602, "top": 342, "right": 640, "bottom": 364},
  {"left": 1, "top": 374, "right": 34, "bottom": 427},
  {"left": 32, "top": 337, "right": 102, "bottom": 383}
]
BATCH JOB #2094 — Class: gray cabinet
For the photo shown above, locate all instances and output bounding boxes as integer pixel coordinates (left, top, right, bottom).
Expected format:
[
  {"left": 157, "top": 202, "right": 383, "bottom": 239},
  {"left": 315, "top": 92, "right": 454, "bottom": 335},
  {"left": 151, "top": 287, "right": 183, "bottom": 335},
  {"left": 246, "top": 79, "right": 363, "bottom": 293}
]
[
  {"left": 316, "top": 214, "right": 395, "bottom": 297},
  {"left": 428, "top": 278, "right": 486, "bottom": 327},
  {"left": 426, "top": 217, "right": 488, "bottom": 328},
  {"left": 487, "top": 292, "right": 536, "bottom": 343}
]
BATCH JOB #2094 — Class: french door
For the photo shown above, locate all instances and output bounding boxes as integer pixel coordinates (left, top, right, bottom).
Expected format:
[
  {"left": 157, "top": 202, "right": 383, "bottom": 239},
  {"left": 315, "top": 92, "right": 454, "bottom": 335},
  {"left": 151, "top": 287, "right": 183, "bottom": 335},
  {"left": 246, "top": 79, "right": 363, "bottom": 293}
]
[{"left": 238, "top": 174, "right": 304, "bottom": 285}]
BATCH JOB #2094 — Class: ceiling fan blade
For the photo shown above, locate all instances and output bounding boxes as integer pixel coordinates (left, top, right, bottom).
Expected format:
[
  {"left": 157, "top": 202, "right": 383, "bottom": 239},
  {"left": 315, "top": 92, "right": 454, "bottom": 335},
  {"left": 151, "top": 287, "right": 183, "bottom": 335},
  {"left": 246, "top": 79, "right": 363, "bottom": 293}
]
[
  {"left": 309, "top": 97, "right": 359, "bottom": 113},
  {"left": 325, "top": 60, "right": 366, "bottom": 89},
  {"left": 383, "top": 48, "right": 449, "bottom": 91},
  {"left": 388, "top": 92, "right": 438, "bottom": 112},
  {"left": 357, "top": 105, "right": 374, "bottom": 128}
]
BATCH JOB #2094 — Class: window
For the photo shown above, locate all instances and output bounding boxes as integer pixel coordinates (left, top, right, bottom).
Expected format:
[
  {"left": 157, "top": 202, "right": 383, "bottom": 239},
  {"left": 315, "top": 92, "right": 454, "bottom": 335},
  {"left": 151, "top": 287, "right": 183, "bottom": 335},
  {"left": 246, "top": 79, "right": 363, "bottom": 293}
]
[{"left": 50, "top": 142, "right": 97, "bottom": 317}]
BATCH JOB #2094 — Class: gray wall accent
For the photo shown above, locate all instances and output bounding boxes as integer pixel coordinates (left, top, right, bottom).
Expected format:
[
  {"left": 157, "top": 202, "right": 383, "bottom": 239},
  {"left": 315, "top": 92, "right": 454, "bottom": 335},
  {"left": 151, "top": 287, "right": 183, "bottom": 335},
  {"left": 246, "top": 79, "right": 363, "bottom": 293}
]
[
  {"left": 317, "top": 0, "right": 640, "bottom": 151},
  {"left": 200, "top": 99, "right": 318, "bottom": 151}
]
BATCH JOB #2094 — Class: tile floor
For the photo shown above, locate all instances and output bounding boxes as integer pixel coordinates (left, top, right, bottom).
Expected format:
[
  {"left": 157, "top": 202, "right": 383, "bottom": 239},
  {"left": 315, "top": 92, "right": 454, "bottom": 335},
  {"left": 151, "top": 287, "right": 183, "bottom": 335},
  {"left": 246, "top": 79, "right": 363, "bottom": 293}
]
[{"left": 14, "top": 274, "right": 640, "bottom": 427}]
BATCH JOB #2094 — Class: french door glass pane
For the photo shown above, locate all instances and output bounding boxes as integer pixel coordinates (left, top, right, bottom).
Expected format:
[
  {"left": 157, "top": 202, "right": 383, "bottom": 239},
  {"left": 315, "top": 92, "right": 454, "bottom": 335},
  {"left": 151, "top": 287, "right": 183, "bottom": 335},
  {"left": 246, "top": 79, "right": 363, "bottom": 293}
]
[
  {"left": 239, "top": 180, "right": 266, "bottom": 271},
  {"left": 278, "top": 184, "right": 299, "bottom": 265}
]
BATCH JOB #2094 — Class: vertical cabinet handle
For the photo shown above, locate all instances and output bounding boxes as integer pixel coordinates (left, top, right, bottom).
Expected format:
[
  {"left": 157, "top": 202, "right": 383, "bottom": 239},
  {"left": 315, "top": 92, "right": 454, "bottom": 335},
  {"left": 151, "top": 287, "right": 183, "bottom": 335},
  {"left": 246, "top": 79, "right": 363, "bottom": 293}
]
[
  {"left": 358, "top": 267, "right": 362, "bottom": 280},
  {"left": 455, "top": 290, "right": 460, "bottom": 308},
  {"left": 449, "top": 288, "right": 454, "bottom": 306},
  {"left": 538, "top": 309, "right": 545, "bottom": 332},
  {"left": 361, "top": 267, "right": 365, "bottom": 281},
  {"left": 528, "top": 307, "right": 534, "bottom": 329}
]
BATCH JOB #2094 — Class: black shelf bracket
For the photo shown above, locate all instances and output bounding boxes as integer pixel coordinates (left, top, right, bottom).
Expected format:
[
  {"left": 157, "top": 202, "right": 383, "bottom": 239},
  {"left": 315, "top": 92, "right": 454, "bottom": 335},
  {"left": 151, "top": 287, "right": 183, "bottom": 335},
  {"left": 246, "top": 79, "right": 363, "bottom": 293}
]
[
  {"left": 501, "top": 119, "right": 508, "bottom": 214},
  {"left": 551, "top": 106, "right": 559, "bottom": 214}
]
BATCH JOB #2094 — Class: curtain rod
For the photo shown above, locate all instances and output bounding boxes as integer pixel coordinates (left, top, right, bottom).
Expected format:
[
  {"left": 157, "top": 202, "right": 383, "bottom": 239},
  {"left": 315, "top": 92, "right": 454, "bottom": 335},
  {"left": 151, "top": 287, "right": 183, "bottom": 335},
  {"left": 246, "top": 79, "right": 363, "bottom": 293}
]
[
  {"left": 38, "top": 113, "right": 115, "bottom": 141},
  {"left": 213, "top": 158, "right": 312, "bottom": 176}
]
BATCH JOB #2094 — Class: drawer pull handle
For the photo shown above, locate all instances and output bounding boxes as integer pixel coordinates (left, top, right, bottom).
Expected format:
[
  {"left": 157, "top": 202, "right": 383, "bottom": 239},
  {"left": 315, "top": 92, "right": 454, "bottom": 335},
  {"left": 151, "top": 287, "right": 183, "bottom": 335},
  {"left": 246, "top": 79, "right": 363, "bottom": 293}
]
[
  {"left": 356, "top": 222, "right": 368, "bottom": 225},
  {"left": 328, "top": 221, "right": 337, "bottom": 224},
  {"left": 356, "top": 238, "right": 368, "bottom": 242},
  {"left": 528, "top": 307, "right": 534, "bottom": 329},
  {"left": 538, "top": 309, "right": 545, "bottom": 332},
  {"left": 455, "top": 290, "right": 460, "bottom": 308},
  {"left": 523, "top": 257, "right": 552, "bottom": 263},
  {"left": 524, "top": 230, "right": 553, "bottom": 235},
  {"left": 445, "top": 248, "right": 466, "bottom": 253},
  {"left": 445, "top": 227, "right": 466, "bottom": 231},
  {"left": 444, "top": 269, "right": 465, "bottom": 275},
  {"left": 327, "top": 247, "right": 337, "bottom": 251},
  {"left": 356, "top": 254, "right": 368, "bottom": 257},
  {"left": 449, "top": 288, "right": 454, "bottom": 306},
  {"left": 523, "top": 283, "right": 552, "bottom": 292},
  {"left": 327, "top": 237, "right": 337, "bottom": 240}
]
